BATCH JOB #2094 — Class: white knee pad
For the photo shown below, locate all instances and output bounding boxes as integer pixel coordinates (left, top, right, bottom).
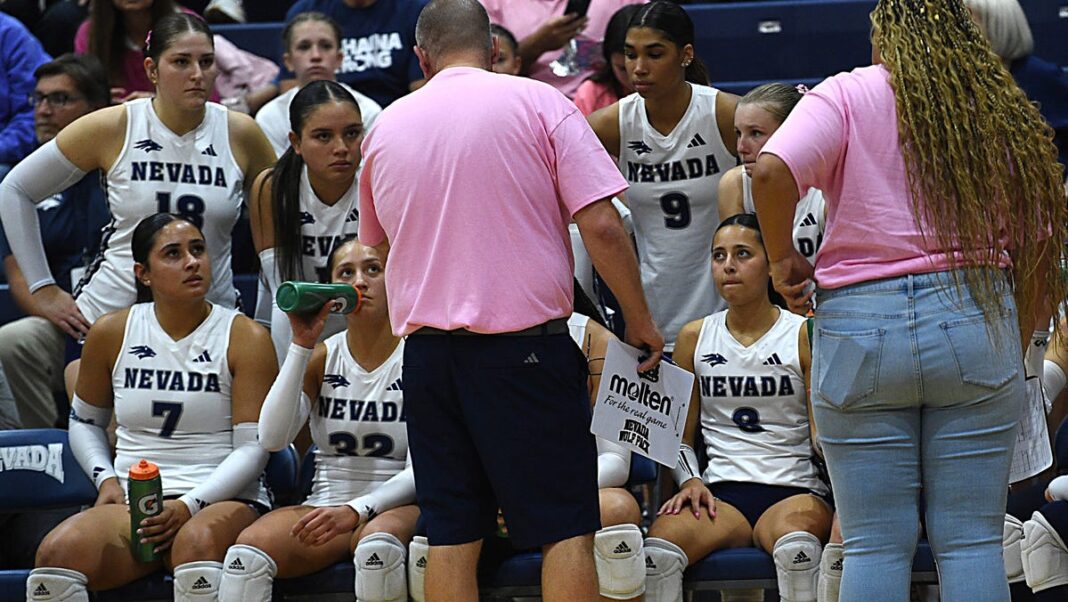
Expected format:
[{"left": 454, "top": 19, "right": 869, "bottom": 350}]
[
  {"left": 173, "top": 561, "right": 224, "bottom": 601},
  {"left": 218, "top": 544, "right": 278, "bottom": 602},
  {"left": 1022, "top": 511, "right": 1068, "bottom": 592},
  {"left": 816, "top": 542, "right": 843, "bottom": 602},
  {"left": 1004, "top": 514, "right": 1026, "bottom": 584},
  {"left": 720, "top": 589, "right": 765, "bottom": 601},
  {"left": 772, "top": 531, "right": 822, "bottom": 602},
  {"left": 644, "top": 537, "right": 687, "bottom": 602},
  {"left": 594, "top": 524, "right": 646, "bottom": 600},
  {"left": 407, "top": 535, "right": 428, "bottom": 602},
  {"left": 354, "top": 532, "right": 408, "bottom": 602},
  {"left": 26, "top": 568, "right": 89, "bottom": 602}
]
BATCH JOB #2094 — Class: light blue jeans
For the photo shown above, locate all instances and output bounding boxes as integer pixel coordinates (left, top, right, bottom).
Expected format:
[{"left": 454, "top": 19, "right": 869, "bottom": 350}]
[{"left": 812, "top": 271, "right": 1021, "bottom": 601}]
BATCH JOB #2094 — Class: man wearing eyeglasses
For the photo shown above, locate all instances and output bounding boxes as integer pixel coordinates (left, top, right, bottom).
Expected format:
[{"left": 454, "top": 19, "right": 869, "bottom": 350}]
[{"left": 0, "top": 53, "right": 109, "bottom": 431}]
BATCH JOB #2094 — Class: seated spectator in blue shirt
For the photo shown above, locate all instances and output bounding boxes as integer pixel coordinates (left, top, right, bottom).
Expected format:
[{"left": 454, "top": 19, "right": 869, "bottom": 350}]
[
  {"left": 0, "top": 12, "right": 50, "bottom": 182},
  {"left": 0, "top": 54, "right": 109, "bottom": 430},
  {"left": 283, "top": 0, "right": 427, "bottom": 106}
]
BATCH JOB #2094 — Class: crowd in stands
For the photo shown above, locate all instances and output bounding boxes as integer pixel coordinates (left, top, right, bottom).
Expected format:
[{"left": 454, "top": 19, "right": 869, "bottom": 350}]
[{"left": 0, "top": 0, "right": 1065, "bottom": 601}]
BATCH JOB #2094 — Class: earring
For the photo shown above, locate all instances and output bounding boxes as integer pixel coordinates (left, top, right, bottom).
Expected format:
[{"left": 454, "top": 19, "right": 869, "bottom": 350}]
[{"left": 682, "top": 60, "right": 692, "bottom": 68}]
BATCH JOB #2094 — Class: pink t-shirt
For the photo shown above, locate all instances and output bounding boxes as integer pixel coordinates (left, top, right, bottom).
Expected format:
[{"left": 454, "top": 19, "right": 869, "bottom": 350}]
[
  {"left": 480, "top": 0, "right": 644, "bottom": 99},
  {"left": 359, "top": 67, "right": 627, "bottom": 336},
  {"left": 573, "top": 78, "right": 619, "bottom": 116},
  {"left": 761, "top": 65, "right": 1007, "bottom": 289}
]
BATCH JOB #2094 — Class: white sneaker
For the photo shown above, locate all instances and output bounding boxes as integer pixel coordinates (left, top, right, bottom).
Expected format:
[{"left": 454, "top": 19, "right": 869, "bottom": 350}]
[{"left": 205, "top": 0, "right": 245, "bottom": 23}]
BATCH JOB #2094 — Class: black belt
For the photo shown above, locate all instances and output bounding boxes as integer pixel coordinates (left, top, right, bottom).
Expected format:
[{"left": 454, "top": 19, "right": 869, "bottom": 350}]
[{"left": 413, "top": 318, "right": 569, "bottom": 337}]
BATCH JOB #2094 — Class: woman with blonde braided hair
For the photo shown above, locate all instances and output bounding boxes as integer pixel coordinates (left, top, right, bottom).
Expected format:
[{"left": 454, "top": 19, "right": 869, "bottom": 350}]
[{"left": 750, "top": 0, "right": 1068, "bottom": 599}]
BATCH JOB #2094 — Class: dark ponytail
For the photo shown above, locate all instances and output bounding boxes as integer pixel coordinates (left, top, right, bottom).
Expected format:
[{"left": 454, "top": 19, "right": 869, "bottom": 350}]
[
  {"left": 271, "top": 80, "right": 362, "bottom": 283},
  {"left": 629, "top": 1, "right": 710, "bottom": 86},
  {"left": 132, "top": 213, "right": 202, "bottom": 303},
  {"left": 714, "top": 213, "right": 787, "bottom": 309}
]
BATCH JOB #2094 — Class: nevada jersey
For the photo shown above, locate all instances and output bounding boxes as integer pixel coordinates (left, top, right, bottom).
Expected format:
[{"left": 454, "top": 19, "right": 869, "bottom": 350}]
[
  {"left": 76, "top": 99, "right": 244, "bottom": 323},
  {"left": 111, "top": 303, "right": 269, "bottom": 507},
  {"left": 618, "top": 85, "right": 734, "bottom": 350},
  {"left": 742, "top": 170, "right": 826, "bottom": 265},
  {"left": 568, "top": 312, "right": 591, "bottom": 352},
  {"left": 692, "top": 309, "right": 826, "bottom": 494},
  {"left": 306, "top": 333, "right": 407, "bottom": 507}
]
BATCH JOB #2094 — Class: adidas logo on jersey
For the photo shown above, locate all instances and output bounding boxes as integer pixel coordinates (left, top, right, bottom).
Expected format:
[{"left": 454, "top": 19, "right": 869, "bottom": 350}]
[
  {"left": 228, "top": 558, "right": 245, "bottom": 571},
  {"left": 762, "top": 353, "right": 783, "bottom": 366},
  {"left": 300, "top": 211, "right": 316, "bottom": 225},
  {"left": 627, "top": 140, "right": 653, "bottom": 155},
  {"left": 365, "top": 553, "right": 384, "bottom": 568},
  {"left": 201, "top": 144, "right": 217, "bottom": 157},
  {"left": 524, "top": 353, "right": 540, "bottom": 365},
  {"left": 33, "top": 583, "right": 49, "bottom": 596},
  {"left": 701, "top": 352, "right": 728, "bottom": 367},
  {"left": 192, "top": 576, "right": 212, "bottom": 590},
  {"left": 134, "top": 138, "right": 163, "bottom": 153},
  {"left": 192, "top": 350, "right": 212, "bottom": 363},
  {"left": 800, "top": 212, "right": 818, "bottom": 227},
  {"left": 324, "top": 374, "right": 351, "bottom": 389},
  {"left": 686, "top": 133, "right": 707, "bottom": 148},
  {"left": 345, "top": 209, "right": 359, "bottom": 223},
  {"left": 386, "top": 378, "right": 403, "bottom": 392},
  {"left": 793, "top": 551, "right": 811, "bottom": 565},
  {"left": 129, "top": 345, "right": 157, "bottom": 359},
  {"left": 416, "top": 556, "right": 427, "bottom": 568},
  {"left": 830, "top": 558, "right": 843, "bottom": 571},
  {"left": 613, "top": 541, "right": 632, "bottom": 554}
]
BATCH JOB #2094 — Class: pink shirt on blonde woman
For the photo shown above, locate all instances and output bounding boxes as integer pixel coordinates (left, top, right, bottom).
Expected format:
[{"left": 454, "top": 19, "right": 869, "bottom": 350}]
[
  {"left": 760, "top": 64, "right": 1007, "bottom": 290},
  {"left": 358, "top": 67, "right": 627, "bottom": 336}
]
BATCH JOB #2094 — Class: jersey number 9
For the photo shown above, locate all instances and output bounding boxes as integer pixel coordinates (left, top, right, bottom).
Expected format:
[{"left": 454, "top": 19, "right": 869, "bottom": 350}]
[{"left": 660, "top": 192, "right": 691, "bottom": 229}]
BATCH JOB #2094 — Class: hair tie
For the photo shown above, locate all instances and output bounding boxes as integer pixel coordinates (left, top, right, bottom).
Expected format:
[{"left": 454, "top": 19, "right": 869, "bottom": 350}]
[
  {"left": 795, "top": 84, "right": 809, "bottom": 95},
  {"left": 145, "top": 29, "right": 153, "bottom": 51}
]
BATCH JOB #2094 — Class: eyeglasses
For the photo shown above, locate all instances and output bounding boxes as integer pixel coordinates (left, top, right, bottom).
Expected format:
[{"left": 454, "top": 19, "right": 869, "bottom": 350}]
[{"left": 30, "top": 92, "right": 85, "bottom": 108}]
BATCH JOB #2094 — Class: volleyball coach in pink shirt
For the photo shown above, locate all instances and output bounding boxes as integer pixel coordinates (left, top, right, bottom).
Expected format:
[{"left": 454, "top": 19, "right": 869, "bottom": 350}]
[{"left": 358, "top": 1, "right": 662, "bottom": 600}]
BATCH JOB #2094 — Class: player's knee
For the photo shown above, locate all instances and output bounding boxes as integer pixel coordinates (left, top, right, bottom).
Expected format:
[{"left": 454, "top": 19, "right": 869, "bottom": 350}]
[
  {"left": 599, "top": 488, "right": 642, "bottom": 527},
  {"left": 353, "top": 532, "right": 408, "bottom": 602},
  {"left": 594, "top": 524, "right": 645, "bottom": 599},
  {"left": 772, "top": 531, "right": 821, "bottom": 602},
  {"left": 172, "top": 519, "right": 230, "bottom": 563},
  {"left": 35, "top": 524, "right": 89, "bottom": 569},
  {"left": 644, "top": 537, "right": 687, "bottom": 602},
  {"left": 1022, "top": 511, "right": 1068, "bottom": 592},
  {"left": 26, "top": 567, "right": 89, "bottom": 601},
  {"left": 1004, "top": 514, "right": 1025, "bottom": 584},
  {"left": 173, "top": 560, "right": 223, "bottom": 601},
  {"left": 816, "top": 542, "right": 843, "bottom": 602},
  {"left": 218, "top": 544, "right": 277, "bottom": 602},
  {"left": 407, "top": 535, "right": 428, "bottom": 602}
]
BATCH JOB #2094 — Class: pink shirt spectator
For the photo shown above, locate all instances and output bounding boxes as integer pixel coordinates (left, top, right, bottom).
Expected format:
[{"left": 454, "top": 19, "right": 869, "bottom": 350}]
[
  {"left": 479, "top": 0, "right": 644, "bottom": 99},
  {"left": 359, "top": 67, "right": 627, "bottom": 336},
  {"left": 573, "top": 78, "right": 620, "bottom": 116},
  {"left": 75, "top": 19, "right": 154, "bottom": 95},
  {"left": 761, "top": 65, "right": 1007, "bottom": 290}
]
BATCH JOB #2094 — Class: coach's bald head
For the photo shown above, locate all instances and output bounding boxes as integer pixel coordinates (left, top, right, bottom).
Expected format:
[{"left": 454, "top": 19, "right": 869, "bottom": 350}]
[{"left": 414, "top": 0, "right": 498, "bottom": 77}]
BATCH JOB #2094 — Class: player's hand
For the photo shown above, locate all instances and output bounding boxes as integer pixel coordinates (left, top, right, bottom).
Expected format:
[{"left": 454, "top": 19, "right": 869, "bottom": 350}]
[
  {"left": 770, "top": 252, "right": 816, "bottom": 315},
  {"left": 287, "top": 301, "right": 333, "bottom": 349},
  {"left": 291, "top": 505, "right": 360, "bottom": 546},
  {"left": 94, "top": 477, "right": 125, "bottom": 506},
  {"left": 137, "top": 499, "right": 192, "bottom": 553},
  {"left": 658, "top": 478, "right": 716, "bottom": 520},
  {"left": 531, "top": 14, "right": 588, "bottom": 53},
  {"left": 32, "top": 284, "right": 91, "bottom": 338},
  {"left": 624, "top": 315, "right": 664, "bottom": 372}
]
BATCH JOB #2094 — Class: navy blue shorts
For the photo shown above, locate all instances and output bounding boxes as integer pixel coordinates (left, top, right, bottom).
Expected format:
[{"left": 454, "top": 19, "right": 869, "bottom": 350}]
[
  {"left": 404, "top": 328, "right": 600, "bottom": 549},
  {"left": 711, "top": 481, "right": 829, "bottom": 527},
  {"left": 64, "top": 333, "right": 84, "bottom": 365}
]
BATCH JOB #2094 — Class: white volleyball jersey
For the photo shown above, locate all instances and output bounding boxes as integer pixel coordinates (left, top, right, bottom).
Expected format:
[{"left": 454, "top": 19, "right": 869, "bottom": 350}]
[
  {"left": 618, "top": 85, "right": 734, "bottom": 349},
  {"left": 255, "top": 84, "right": 383, "bottom": 157},
  {"left": 692, "top": 309, "right": 826, "bottom": 494},
  {"left": 295, "top": 165, "right": 360, "bottom": 283},
  {"left": 306, "top": 333, "right": 407, "bottom": 507},
  {"left": 742, "top": 170, "right": 826, "bottom": 265},
  {"left": 76, "top": 99, "right": 244, "bottom": 323},
  {"left": 112, "top": 303, "right": 269, "bottom": 507}
]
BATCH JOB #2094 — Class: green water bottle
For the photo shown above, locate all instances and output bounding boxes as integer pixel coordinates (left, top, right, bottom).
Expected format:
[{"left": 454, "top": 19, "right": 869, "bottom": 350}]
[
  {"left": 276, "top": 282, "right": 362, "bottom": 315},
  {"left": 129, "top": 459, "right": 163, "bottom": 562}
]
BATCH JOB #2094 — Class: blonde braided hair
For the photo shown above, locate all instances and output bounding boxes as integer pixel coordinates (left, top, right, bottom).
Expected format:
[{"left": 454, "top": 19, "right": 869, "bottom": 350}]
[{"left": 872, "top": 0, "right": 1067, "bottom": 334}]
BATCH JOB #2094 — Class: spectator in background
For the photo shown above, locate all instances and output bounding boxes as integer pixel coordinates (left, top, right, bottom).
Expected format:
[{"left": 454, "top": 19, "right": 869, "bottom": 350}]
[
  {"left": 0, "top": 12, "right": 50, "bottom": 181},
  {"left": 964, "top": 0, "right": 1068, "bottom": 170},
  {"left": 0, "top": 54, "right": 110, "bottom": 430},
  {"left": 490, "top": 23, "right": 520, "bottom": 75},
  {"left": 479, "top": 0, "right": 645, "bottom": 99},
  {"left": 283, "top": 0, "right": 427, "bottom": 107},
  {"left": 573, "top": 4, "right": 639, "bottom": 116},
  {"left": 0, "top": 0, "right": 87, "bottom": 57}
]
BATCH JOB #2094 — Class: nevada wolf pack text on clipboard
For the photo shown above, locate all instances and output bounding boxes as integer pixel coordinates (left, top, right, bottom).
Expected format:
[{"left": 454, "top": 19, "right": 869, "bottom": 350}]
[{"left": 591, "top": 339, "right": 694, "bottom": 466}]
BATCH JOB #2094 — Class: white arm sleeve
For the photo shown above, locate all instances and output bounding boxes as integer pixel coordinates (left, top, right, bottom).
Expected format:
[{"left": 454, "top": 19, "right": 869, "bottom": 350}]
[
  {"left": 257, "top": 343, "right": 312, "bottom": 452},
  {"left": 0, "top": 140, "right": 88, "bottom": 292},
  {"left": 1044, "top": 359, "right": 1066, "bottom": 410},
  {"left": 178, "top": 422, "right": 269, "bottom": 517},
  {"left": 68, "top": 396, "right": 117, "bottom": 489},
  {"left": 596, "top": 436, "right": 631, "bottom": 488},
  {"left": 1048, "top": 475, "right": 1068, "bottom": 502},
  {"left": 671, "top": 444, "right": 700, "bottom": 487},
  {"left": 259, "top": 248, "right": 293, "bottom": 367},
  {"left": 346, "top": 452, "right": 415, "bottom": 522}
]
